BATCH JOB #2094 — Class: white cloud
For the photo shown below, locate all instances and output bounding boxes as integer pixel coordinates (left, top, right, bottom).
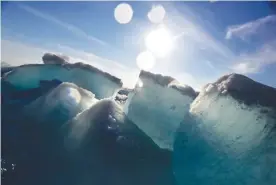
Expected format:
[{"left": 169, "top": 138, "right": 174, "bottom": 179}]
[
  {"left": 225, "top": 15, "right": 276, "bottom": 74},
  {"left": 226, "top": 15, "right": 276, "bottom": 40},
  {"left": 231, "top": 41, "right": 276, "bottom": 74},
  {"left": 1, "top": 39, "right": 139, "bottom": 88},
  {"left": 231, "top": 62, "right": 259, "bottom": 74},
  {"left": 18, "top": 4, "right": 107, "bottom": 46}
]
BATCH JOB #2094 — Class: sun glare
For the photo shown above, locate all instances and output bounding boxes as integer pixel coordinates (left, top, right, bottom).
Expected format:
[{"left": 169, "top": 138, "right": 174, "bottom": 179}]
[
  {"left": 114, "top": 3, "right": 133, "bottom": 24},
  {"left": 137, "top": 78, "right": 143, "bottom": 88},
  {"left": 147, "top": 5, "right": 166, "bottom": 24},
  {"left": 136, "top": 51, "right": 156, "bottom": 71},
  {"left": 145, "top": 27, "right": 174, "bottom": 58}
]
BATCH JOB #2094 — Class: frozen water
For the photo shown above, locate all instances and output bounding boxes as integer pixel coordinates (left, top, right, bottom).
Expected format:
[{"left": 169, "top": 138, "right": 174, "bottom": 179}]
[
  {"left": 1, "top": 61, "right": 15, "bottom": 76},
  {"left": 62, "top": 99, "right": 175, "bottom": 185},
  {"left": 2, "top": 63, "right": 122, "bottom": 99},
  {"left": 124, "top": 70, "right": 196, "bottom": 150},
  {"left": 174, "top": 73, "right": 276, "bottom": 185},
  {"left": 2, "top": 64, "right": 276, "bottom": 185},
  {"left": 24, "top": 82, "right": 98, "bottom": 125}
]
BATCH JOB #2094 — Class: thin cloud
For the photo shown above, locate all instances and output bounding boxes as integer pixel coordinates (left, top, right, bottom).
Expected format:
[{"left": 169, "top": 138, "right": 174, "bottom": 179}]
[
  {"left": 5, "top": 3, "right": 275, "bottom": 89},
  {"left": 1, "top": 39, "right": 49, "bottom": 65},
  {"left": 205, "top": 60, "right": 216, "bottom": 70},
  {"left": 56, "top": 44, "right": 130, "bottom": 71},
  {"left": 167, "top": 5, "right": 276, "bottom": 82},
  {"left": 160, "top": 4, "right": 235, "bottom": 88},
  {"left": 18, "top": 4, "right": 107, "bottom": 46},
  {"left": 226, "top": 15, "right": 276, "bottom": 74},
  {"left": 226, "top": 15, "right": 276, "bottom": 40},
  {"left": 13, "top": 3, "right": 234, "bottom": 90},
  {"left": 231, "top": 40, "right": 276, "bottom": 74}
]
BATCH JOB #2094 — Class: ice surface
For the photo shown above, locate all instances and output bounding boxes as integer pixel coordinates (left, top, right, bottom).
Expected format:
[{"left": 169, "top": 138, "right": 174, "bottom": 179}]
[
  {"left": 174, "top": 73, "right": 276, "bottom": 185},
  {"left": 62, "top": 99, "right": 175, "bottom": 185},
  {"left": 2, "top": 94, "right": 175, "bottom": 185},
  {"left": 1, "top": 79, "right": 63, "bottom": 136},
  {"left": 1, "top": 62, "right": 15, "bottom": 76},
  {"left": 1, "top": 79, "right": 62, "bottom": 106},
  {"left": 2, "top": 68, "right": 276, "bottom": 185},
  {"left": 1, "top": 67, "right": 14, "bottom": 76},
  {"left": 203, "top": 73, "right": 276, "bottom": 108},
  {"left": 1, "top": 81, "right": 72, "bottom": 185},
  {"left": 23, "top": 82, "right": 98, "bottom": 125},
  {"left": 124, "top": 70, "right": 196, "bottom": 150},
  {"left": 2, "top": 63, "right": 122, "bottom": 99},
  {"left": 168, "top": 80, "right": 198, "bottom": 99}
]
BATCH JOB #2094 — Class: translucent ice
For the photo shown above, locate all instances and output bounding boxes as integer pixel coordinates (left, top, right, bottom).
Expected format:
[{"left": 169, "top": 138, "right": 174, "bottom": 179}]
[
  {"left": 174, "top": 73, "right": 276, "bottom": 185},
  {"left": 2, "top": 63, "right": 122, "bottom": 99},
  {"left": 124, "top": 70, "right": 196, "bottom": 150},
  {"left": 62, "top": 99, "right": 175, "bottom": 185},
  {"left": 24, "top": 82, "right": 98, "bottom": 125}
]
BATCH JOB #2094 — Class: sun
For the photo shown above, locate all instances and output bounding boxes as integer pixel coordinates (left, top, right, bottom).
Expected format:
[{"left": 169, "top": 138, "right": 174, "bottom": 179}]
[{"left": 145, "top": 26, "right": 174, "bottom": 58}]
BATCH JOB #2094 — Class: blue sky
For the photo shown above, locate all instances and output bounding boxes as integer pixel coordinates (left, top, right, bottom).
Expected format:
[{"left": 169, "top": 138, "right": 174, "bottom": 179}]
[{"left": 1, "top": 1, "right": 276, "bottom": 89}]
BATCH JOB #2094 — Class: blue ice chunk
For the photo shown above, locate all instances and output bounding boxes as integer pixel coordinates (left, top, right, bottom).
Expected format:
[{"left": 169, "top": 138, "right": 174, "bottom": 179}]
[
  {"left": 124, "top": 70, "right": 196, "bottom": 150},
  {"left": 173, "top": 74, "right": 276, "bottom": 185},
  {"left": 2, "top": 63, "right": 122, "bottom": 99}
]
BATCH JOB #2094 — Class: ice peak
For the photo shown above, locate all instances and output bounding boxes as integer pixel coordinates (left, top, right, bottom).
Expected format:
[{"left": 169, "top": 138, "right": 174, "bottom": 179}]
[
  {"left": 139, "top": 70, "right": 197, "bottom": 99},
  {"left": 42, "top": 53, "right": 69, "bottom": 65},
  {"left": 139, "top": 70, "right": 175, "bottom": 87},
  {"left": 204, "top": 73, "right": 276, "bottom": 108}
]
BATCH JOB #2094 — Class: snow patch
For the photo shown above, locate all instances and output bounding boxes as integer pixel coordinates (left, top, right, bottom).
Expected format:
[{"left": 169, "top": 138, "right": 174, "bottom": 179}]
[{"left": 42, "top": 53, "right": 69, "bottom": 65}]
